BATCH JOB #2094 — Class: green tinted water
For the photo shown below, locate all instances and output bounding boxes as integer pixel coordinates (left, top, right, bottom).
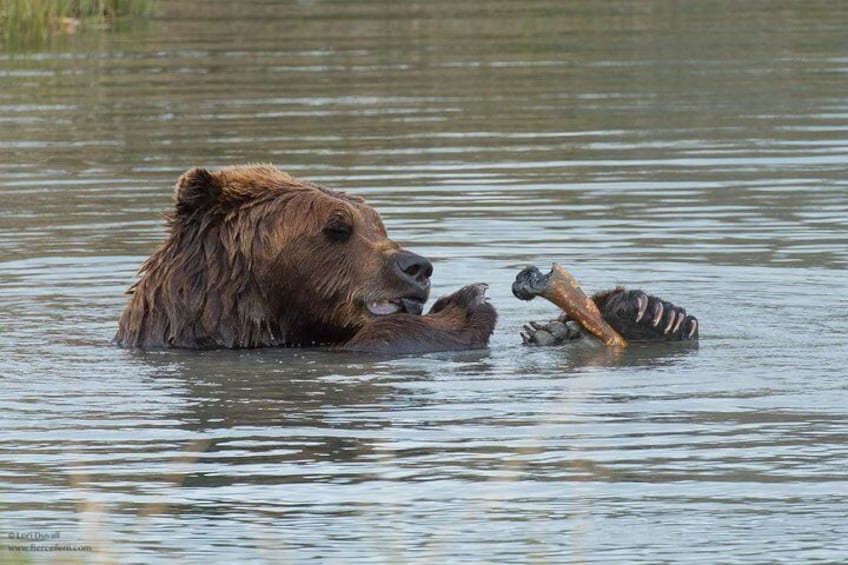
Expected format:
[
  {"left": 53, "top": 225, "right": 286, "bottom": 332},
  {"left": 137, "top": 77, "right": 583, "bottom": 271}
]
[{"left": 1, "top": 1, "right": 847, "bottom": 562}]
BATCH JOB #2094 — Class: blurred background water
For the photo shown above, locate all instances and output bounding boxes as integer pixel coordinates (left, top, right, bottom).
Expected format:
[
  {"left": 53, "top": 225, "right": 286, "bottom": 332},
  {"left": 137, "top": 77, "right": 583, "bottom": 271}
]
[{"left": 1, "top": 1, "right": 847, "bottom": 562}]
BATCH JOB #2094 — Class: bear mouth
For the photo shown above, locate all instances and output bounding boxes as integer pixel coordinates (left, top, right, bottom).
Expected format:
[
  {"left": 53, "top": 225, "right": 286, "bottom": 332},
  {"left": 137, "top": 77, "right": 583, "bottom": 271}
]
[{"left": 366, "top": 297, "right": 425, "bottom": 316}]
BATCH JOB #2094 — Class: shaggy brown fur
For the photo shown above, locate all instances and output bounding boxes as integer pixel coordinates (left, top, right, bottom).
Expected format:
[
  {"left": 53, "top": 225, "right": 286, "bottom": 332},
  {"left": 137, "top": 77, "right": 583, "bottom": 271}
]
[
  {"left": 345, "top": 283, "right": 496, "bottom": 354},
  {"left": 115, "top": 165, "right": 496, "bottom": 352}
]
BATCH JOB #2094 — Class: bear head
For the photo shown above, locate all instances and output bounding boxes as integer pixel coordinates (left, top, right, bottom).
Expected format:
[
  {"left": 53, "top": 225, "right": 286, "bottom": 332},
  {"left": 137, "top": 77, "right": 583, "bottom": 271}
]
[{"left": 116, "top": 165, "right": 433, "bottom": 348}]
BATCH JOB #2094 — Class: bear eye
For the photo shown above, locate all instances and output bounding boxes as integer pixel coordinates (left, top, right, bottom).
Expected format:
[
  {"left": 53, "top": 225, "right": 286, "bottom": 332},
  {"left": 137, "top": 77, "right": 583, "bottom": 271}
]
[{"left": 323, "top": 215, "right": 353, "bottom": 242}]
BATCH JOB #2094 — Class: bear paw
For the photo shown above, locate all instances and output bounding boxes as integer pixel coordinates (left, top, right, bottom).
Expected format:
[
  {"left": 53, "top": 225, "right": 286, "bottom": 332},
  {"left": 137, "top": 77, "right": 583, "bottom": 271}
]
[
  {"left": 594, "top": 288, "right": 699, "bottom": 342},
  {"left": 430, "top": 282, "right": 490, "bottom": 313},
  {"left": 346, "top": 283, "right": 498, "bottom": 355},
  {"left": 520, "top": 319, "right": 582, "bottom": 346}
]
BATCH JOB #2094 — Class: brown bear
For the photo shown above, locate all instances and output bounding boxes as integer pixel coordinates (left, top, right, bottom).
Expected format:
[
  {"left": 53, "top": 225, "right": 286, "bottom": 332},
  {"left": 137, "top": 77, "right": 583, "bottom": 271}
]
[{"left": 115, "top": 165, "right": 497, "bottom": 353}]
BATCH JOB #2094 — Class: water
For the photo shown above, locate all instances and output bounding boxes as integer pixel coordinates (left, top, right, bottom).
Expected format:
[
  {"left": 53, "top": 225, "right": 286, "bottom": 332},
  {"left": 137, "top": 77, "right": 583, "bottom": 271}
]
[{"left": 1, "top": 1, "right": 847, "bottom": 562}]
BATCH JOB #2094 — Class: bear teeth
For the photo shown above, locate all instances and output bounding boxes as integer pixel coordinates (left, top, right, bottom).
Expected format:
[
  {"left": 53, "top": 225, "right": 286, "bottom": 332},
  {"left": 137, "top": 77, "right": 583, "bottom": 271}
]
[{"left": 367, "top": 300, "right": 403, "bottom": 316}]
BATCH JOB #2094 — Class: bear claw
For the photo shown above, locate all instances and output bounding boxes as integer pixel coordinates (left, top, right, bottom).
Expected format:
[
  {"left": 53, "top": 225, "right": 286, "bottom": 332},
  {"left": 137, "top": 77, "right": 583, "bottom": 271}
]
[
  {"left": 635, "top": 293, "right": 649, "bottom": 323},
  {"left": 687, "top": 319, "right": 698, "bottom": 339},
  {"left": 671, "top": 311, "right": 686, "bottom": 333},
  {"left": 652, "top": 302, "right": 664, "bottom": 326},
  {"left": 664, "top": 309, "right": 677, "bottom": 334}
]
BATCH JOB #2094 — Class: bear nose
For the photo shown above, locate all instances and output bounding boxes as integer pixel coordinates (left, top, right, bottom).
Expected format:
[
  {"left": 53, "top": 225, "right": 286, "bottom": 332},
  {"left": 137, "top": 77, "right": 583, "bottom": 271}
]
[{"left": 394, "top": 251, "right": 433, "bottom": 286}]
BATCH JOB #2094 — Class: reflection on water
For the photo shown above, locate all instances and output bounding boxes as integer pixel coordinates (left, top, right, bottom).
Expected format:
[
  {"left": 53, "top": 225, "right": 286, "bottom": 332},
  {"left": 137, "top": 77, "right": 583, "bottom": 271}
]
[{"left": 1, "top": 0, "right": 847, "bottom": 562}]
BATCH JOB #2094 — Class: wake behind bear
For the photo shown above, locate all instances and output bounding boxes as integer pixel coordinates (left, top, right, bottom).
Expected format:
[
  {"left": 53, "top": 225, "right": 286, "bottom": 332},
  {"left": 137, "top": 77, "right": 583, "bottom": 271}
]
[{"left": 116, "top": 165, "right": 697, "bottom": 353}]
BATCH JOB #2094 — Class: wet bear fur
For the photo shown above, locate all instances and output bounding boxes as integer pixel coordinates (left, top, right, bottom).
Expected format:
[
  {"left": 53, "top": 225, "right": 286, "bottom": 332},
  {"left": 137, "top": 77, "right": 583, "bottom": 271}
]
[{"left": 115, "top": 165, "right": 496, "bottom": 353}]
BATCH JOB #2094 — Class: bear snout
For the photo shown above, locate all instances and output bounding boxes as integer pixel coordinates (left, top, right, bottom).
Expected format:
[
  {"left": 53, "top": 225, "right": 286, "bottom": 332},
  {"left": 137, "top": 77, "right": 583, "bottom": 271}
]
[{"left": 393, "top": 250, "right": 433, "bottom": 289}]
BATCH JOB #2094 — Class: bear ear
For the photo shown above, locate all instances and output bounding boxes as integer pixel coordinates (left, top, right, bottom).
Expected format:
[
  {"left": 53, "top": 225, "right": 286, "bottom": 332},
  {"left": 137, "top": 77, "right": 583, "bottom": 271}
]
[{"left": 174, "top": 167, "right": 221, "bottom": 217}]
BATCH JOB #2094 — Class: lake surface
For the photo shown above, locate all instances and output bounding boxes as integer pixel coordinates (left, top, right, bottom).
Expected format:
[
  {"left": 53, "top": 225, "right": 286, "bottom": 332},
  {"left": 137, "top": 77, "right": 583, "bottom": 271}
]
[{"left": 1, "top": 0, "right": 847, "bottom": 562}]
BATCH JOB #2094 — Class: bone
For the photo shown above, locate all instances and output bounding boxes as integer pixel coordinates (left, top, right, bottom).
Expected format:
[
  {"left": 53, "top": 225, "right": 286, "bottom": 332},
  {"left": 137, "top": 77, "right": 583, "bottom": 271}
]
[{"left": 513, "top": 264, "right": 628, "bottom": 348}]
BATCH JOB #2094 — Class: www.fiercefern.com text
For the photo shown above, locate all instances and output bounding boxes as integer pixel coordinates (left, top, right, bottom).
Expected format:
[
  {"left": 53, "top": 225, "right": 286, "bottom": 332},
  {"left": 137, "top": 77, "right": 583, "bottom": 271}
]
[
  {"left": 6, "top": 543, "right": 93, "bottom": 552},
  {"left": 5, "top": 531, "right": 92, "bottom": 552}
]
